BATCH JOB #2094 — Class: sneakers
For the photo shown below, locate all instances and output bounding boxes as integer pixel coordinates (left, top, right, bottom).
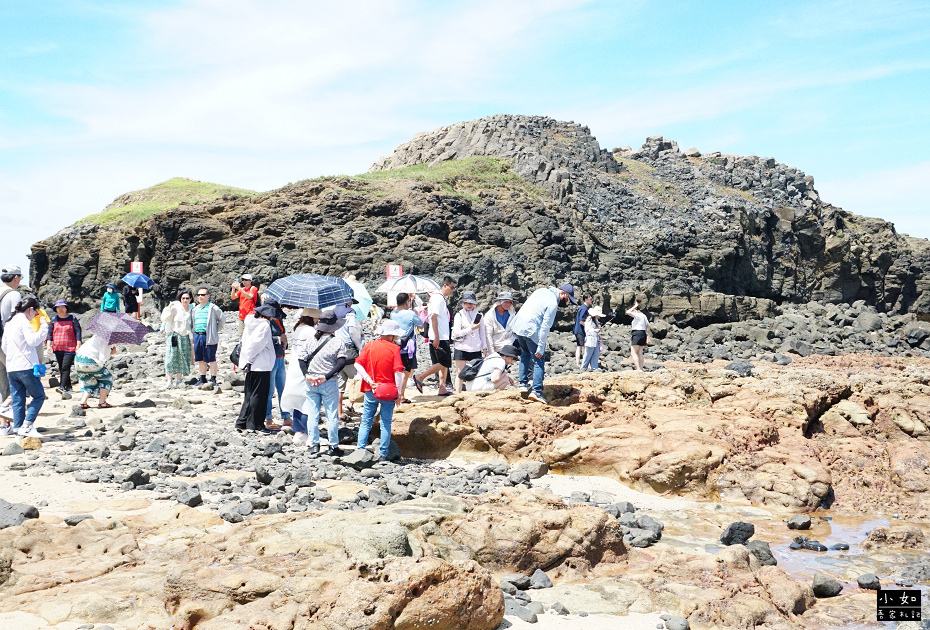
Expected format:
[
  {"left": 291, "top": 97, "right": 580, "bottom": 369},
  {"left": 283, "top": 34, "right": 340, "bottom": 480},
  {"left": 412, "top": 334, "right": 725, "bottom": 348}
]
[
  {"left": 0, "top": 404, "right": 11, "bottom": 419},
  {"left": 307, "top": 443, "right": 320, "bottom": 454},
  {"left": 198, "top": 375, "right": 207, "bottom": 385},
  {"left": 0, "top": 425, "right": 13, "bottom": 436},
  {"left": 210, "top": 376, "right": 218, "bottom": 387},
  {"left": 527, "top": 391, "right": 548, "bottom": 404},
  {"left": 327, "top": 445, "right": 343, "bottom": 456},
  {"left": 17, "top": 423, "right": 41, "bottom": 438},
  {"left": 293, "top": 432, "right": 308, "bottom": 445}
]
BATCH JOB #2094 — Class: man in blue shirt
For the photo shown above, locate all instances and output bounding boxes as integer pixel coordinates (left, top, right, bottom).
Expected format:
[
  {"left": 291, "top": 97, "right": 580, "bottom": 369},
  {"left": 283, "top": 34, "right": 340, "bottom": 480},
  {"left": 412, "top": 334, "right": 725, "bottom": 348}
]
[
  {"left": 390, "top": 292, "right": 423, "bottom": 401},
  {"left": 510, "top": 283, "right": 577, "bottom": 403},
  {"left": 573, "top": 293, "right": 593, "bottom": 367}
]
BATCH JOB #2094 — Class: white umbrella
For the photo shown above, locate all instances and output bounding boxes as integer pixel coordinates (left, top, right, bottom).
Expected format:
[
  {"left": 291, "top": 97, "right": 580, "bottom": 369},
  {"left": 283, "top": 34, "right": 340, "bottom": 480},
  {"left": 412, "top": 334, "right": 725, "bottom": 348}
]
[{"left": 376, "top": 274, "right": 442, "bottom": 294}]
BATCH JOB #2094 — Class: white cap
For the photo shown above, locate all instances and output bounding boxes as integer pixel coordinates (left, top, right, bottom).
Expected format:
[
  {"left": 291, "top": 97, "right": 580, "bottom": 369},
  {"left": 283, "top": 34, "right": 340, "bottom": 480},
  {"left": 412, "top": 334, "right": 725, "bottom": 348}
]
[
  {"left": 377, "top": 319, "right": 405, "bottom": 337},
  {"left": 2, "top": 264, "right": 22, "bottom": 275},
  {"left": 240, "top": 274, "right": 253, "bottom": 281}
]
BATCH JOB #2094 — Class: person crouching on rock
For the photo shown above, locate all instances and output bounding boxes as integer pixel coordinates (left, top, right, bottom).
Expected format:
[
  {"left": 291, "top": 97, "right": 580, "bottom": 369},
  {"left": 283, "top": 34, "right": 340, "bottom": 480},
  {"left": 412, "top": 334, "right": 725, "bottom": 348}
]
[
  {"left": 355, "top": 319, "right": 405, "bottom": 462},
  {"left": 281, "top": 308, "right": 321, "bottom": 445},
  {"left": 46, "top": 299, "right": 82, "bottom": 394},
  {"left": 464, "top": 343, "right": 519, "bottom": 392},
  {"left": 296, "top": 309, "right": 349, "bottom": 455},
  {"left": 1, "top": 296, "right": 49, "bottom": 437},
  {"left": 236, "top": 304, "right": 276, "bottom": 433},
  {"left": 510, "top": 282, "right": 577, "bottom": 404},
  {"left": 75, "top": 334, "right": 116, "bottom": 410},
  {"left": 160, "top": 289, "right": 194, "bottom": 388},
  {"left": 582, "top": 305, "right": 604, "bottom": 371},
  {"left": 626, "top": 300, "right": 649, "bottom": 371}
]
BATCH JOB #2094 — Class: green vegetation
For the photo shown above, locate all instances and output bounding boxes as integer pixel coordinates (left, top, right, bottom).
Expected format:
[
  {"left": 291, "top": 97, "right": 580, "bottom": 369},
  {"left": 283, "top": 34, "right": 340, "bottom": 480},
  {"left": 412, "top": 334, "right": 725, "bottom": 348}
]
[
  {"left": 79, "top": 177, "right": 257, "bottom": 225},
  {"left": 353, "top": 156, "right": 548, "bottom": 201}
]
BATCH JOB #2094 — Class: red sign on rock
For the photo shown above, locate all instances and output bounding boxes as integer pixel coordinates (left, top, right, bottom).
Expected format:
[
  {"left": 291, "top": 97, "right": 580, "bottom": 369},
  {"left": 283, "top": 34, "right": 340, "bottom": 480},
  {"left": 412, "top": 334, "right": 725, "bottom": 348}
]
[{"left": 386, "top": 264, "right": 403, "bottom": 279}]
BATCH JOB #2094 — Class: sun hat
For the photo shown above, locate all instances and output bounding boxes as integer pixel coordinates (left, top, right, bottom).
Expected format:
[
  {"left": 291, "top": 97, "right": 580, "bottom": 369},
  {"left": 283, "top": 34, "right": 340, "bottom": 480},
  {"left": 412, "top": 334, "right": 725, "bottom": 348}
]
[
  {"left": 105, "top": 282, "right": 116, "bottom": 289},
  {"left": 2, "top": 264, "right": 22, "bottom": 275},
  {"left": 53, "top": 299, "right": 68, "bottom": 308},
  {"left": 315, "top": 309, "right": 346, "bottom": 333},
  {"left": 588, "top": 306, "right": 605, "bottom": 318},
  {"left": 498, "top": 344, "right": 519, "bottom": 358},
  {"left": 240, "top": 274, "right": 253, "bottom": 281},
  {"left": 461, "top": 290, "right": 478, "bottom": 305},
  {"left": 558, "top": 283, "right": 578, "bottom": 304},
  {"left": 300, "top": 307, "right": 322, "bottom": 319},
  {"left": 254, "top": 304, "right": 277, "bottom": 318},
  {"left": 377, "top": 319, "right": 405, "bottom": 337},
  {"left": 494, "top": 291, "right": 514, "bottom": 304}
]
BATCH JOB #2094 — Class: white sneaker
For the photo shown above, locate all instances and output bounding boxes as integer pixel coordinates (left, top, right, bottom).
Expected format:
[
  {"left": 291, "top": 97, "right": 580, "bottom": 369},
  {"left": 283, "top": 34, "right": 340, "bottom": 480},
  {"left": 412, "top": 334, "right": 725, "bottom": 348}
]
[
  {"left": 0, "top": 425, "right": 13, "bottom": 436},
  {"left": 527, "top": 391, "right": 548, "bottom": 404},
  {"left": 21, "top": 427, "right": 42, "bottom": 439},
  {"left": 292, "top": 432, "right": 308, "bottom": 445},
  {"left": 0, "top": 404, "right": 11, "bottom": 419},
  {"left": 16, "top": 423, "right": 34, "bottom": 437}
]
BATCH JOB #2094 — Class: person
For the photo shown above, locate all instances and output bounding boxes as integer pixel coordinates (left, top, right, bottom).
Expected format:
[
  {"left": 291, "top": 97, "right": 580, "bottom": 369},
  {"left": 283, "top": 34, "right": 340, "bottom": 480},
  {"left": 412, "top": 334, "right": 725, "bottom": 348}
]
[
  {"left": 510, "top": 283, "right": 577, "bottom": 404},
  {"left": 231, "top": 274, "right": 259, "bottom": 337},
  {"left": 100, "top": 283, "right": 121, "bottom": 313},
  {"left": 334, "top": 299, "right": 362, "bottom": 422},
  {"left": 484, "top": 291, "right": 516, "bottom": 355},
  {"left": 160, "top": 289, "right": 194, "bottom": 388},
  {"left": 75, "top": 334, "right": 116, "bottom": 410},
  {"left": 46, "top": 299, "right": 82, "bottom": 393},
  {"left": 412, "top": 276, "right": 456, "bottom": 396},
  {"left": 355, "top": 319, "right": 404, "bottom": 462},
  {"left": 281, "top": 308, "right": 322, "bottom": 445},
  {"left": 0, "top": 297, "right": 48, "bottom": 437},
  {"left": 262, "top": 299, "right": 290, "bottom": 430},
  {"left": 582, "top": 305, "right": 604, "bottom": 371},
  {"left": 297, "top": 309, "right": 349, "bottom": 455},
  {"left": 236, "top": 303, "right": 276, "bottom": 433},
  {"left": 389, "top": 292, "right": 422, "bottom": 403},
  {"left": 451, "top": 290, "right": 487, "bottom": 393},
  {"left": 191, "top": 286, "right": 224, "bottom": 387},
  {"left": 0, "top": 264, "right": 24, "bottom": 414},
  {"left": 465, "top": 343, "right": 519, "bottom": 392},
  {"left": 122, "top": 283, "right": 139, "bottom": 319},
  {"left": 574, "top": 294, "right": 593, "bottom": 367},
  {"left": 626, "top": 300, "right": 649, "bottom": 371}
]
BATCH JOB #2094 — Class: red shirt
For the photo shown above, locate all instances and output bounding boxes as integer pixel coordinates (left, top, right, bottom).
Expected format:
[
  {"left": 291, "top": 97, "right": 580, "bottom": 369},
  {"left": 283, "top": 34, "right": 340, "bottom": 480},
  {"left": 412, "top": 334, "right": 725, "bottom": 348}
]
[
  {"left": 236, "top": 286, "right": 259, "bottom": 320},
  {"left": 356, "top": 339, "right": 403, "bottom": 393}
]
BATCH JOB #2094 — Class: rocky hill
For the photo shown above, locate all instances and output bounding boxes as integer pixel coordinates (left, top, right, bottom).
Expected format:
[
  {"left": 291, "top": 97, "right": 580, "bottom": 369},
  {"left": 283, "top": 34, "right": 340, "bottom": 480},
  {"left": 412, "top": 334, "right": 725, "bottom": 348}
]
[{"left": 29, "top": 114, "right": 930, "bottom": 324}]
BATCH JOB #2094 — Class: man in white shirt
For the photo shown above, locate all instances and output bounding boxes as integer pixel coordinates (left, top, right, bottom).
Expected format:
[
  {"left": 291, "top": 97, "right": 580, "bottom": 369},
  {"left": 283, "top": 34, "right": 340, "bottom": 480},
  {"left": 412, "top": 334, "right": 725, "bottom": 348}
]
[
  {"left": 0, "top": 264, "right": 24, "bottom": 413},
  {"left": 412, "top": 276, "right": 456, "bottom": 396}
]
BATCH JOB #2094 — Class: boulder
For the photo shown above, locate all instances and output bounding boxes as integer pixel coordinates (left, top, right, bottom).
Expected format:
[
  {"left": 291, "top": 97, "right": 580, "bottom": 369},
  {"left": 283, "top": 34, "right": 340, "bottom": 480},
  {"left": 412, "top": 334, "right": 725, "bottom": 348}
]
[
  {"left": 0, "top": 499, "right": 40, "bottom": 529},
  {"left": 811, "top": 573, "right": 843, "bottom": 598},
  {"left": 720, "top": 521, "right": 754, "bottom": 546}
]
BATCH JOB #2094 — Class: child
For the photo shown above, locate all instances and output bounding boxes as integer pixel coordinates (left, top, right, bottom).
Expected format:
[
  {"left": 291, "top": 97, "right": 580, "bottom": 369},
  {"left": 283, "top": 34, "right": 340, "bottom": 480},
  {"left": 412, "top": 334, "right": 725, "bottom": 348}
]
[
  {"left": 46, "top": 299, "right": 82, "bottom": 393},
  {"left": 582, "top": 306, "right": 604, "bottom": 371}
]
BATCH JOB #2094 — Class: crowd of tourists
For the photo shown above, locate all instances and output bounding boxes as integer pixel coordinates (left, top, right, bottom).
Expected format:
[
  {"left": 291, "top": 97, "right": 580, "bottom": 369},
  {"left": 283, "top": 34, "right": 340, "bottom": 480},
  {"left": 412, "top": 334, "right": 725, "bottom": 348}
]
[{"left": 0, "top": 264, "right": 651, "bottom": 457}]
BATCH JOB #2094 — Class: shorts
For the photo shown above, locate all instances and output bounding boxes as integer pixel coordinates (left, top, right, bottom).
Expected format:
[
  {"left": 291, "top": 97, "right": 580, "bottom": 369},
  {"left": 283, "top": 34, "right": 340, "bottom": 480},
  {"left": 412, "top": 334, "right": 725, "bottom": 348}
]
[
  {"left": 631, "top": 330, "right": 647, "bottom": 347},
  {"left": 428, "top": 340, "right": 452, "bottom": 369},
  {"left": 193, "top": 333, "right": 217, "bottom": 362},
  {"left": 575, "top": 332, "right": 586, "bottom": 347},
  {"left": 454, "top": 349, "right": 483, "bottom": 362},
  {"left": 401, "top": 352, "right": 418, "bottom": 372},
  {"left": 338, "top": 362, "right": 358, "bottom": 392}
]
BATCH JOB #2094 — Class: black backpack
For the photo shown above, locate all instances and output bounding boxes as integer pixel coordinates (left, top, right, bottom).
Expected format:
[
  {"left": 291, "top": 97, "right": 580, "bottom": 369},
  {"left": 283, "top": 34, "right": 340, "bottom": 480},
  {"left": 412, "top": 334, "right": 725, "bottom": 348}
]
[{"left": 457, "top": 358, "right": 485, "bottom": 382}]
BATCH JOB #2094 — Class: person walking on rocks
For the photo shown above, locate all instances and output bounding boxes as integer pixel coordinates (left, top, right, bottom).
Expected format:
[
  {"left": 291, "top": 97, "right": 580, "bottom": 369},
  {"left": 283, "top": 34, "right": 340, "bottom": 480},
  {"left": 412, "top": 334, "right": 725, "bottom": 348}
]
[
  {"left": 192, "top": 287, "right": 224, "bottom": 387},
  {"left": 334, "top": 299, "right": 362, "bottom": 421},
  {"left": 46, "top": 299, "right": 82, "bottom": 394},
  {"left": 412, "top": 276, "right": 456, "bottom": 396},
  {"left": 281, "top": 308, "right": 321, "bottom": 444},
  {"left": 626, "top": 300, "right": 649, "bottom": 371},
  {"left": 75, "top": 334, "right": 116, "bottom": 410},
  {"left": 297, "top": 309, "right": 349, "bottom": 455},
  {"left": 510, "top": 283, "right": 577, "bottom": 403},
  {"left": 355, "top": 319, "right": 404, "bottom": 461},
  {"left": 484, "top": 291, "right": 516, "bottom": 355},
  {"left": 160, "top": 289, "right": 194, "bottom": 388},
  {"left": 465, "top": 343, "right": 519, "bottom": 392},
  {"left": 389, "top": 292, "right": 422, "bottom": 403},
  {"left": 262, "top": 299, "right": 290, "bottom": 430},
  {"left": 574, "top": 293, "right": 593, "bottom": 367},
  {"left": 582, "top": 305, "right": 604, "bottom": 371},
  {"left": 100, "top": 283, "right": 121, "bottom": 313},
  {"left": 452, "top": 290, "right": 487, "bottom": 393},
  {"left": 236, "top": 303, "right": 276, "bottom": 433},
  {"left": 231, "top": 274, "right": 259, "bottom": 337},
  {"left": 122, "top": 282, "right": 139, "bottom": 319},
  {"left": 0, "top": 264, "right": 24, "bottom": 414},
  {"left": 0, "top": 297, "right": 48, "bottom": 437}
]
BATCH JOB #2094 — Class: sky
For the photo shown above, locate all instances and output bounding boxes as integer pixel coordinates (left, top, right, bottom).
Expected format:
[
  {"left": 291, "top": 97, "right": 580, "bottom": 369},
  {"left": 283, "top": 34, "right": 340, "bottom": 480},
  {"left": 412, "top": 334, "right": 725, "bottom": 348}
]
[{"left": 1, "top": 0, "right": 929, "bottom": 279}]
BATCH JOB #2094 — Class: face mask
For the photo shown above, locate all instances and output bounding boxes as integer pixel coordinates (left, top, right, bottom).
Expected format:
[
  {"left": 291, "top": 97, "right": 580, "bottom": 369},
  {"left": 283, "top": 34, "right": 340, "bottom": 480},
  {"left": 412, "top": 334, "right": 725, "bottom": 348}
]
[{"left": 107, "top": 288, "right": 114, "bottom": 293}]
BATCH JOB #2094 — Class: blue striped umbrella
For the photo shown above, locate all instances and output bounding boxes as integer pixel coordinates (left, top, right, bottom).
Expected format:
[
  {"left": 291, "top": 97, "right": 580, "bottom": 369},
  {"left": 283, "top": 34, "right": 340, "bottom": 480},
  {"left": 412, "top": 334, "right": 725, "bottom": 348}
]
[
  {"left": 264, "top": 274, "right": 353, "bottom": 310},
  {"left": 121, "top": 272, "right": 155, "bottom": 290}
]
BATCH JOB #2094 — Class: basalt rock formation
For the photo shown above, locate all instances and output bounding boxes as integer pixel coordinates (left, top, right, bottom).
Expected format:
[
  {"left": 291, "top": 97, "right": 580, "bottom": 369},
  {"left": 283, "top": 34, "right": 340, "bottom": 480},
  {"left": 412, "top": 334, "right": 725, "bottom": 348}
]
[{"left": 30, "top": 114, "right": 930, "bottom": 323}]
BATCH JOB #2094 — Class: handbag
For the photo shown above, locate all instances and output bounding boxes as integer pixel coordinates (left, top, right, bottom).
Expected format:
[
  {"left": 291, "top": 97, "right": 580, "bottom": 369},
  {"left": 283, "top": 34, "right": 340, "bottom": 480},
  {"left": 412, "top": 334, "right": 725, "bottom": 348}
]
[
  {"left": 230, "top": 342, "right": 242, "bottom": 367},
  {"left": 373, "top": 381, "right": 398, "bottom": 401},
  {"left": 344, "top": 344, "right": 360, "bottom": 364}
]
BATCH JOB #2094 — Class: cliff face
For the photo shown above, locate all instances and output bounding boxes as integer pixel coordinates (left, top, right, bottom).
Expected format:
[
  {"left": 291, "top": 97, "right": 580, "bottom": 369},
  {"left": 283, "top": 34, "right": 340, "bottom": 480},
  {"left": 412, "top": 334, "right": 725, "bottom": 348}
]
[{"left": 29, "top": 114, "right": 930, "bottom": 322}]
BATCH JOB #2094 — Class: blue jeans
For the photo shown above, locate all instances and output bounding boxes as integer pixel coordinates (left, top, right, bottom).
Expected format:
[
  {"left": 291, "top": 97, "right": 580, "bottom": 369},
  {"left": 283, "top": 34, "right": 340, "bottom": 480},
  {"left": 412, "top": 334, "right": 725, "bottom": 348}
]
[
  {"left": 8, "top": 369, "right": 46, "bottom": 430},
  {"left": 515, "top": 335, "right": 546, "bottom": 396},
  {"left": 582, "top": 344, "right": 600, "bottom": 370},
  {"left": 357, "top": 391, "right": 395, "bottom": 458},
  {"left": 265, "top": 357, "right": 290, "bottom": 420},
  {"left": 305, "top": 377, "right": 340, "bottom": 447}
]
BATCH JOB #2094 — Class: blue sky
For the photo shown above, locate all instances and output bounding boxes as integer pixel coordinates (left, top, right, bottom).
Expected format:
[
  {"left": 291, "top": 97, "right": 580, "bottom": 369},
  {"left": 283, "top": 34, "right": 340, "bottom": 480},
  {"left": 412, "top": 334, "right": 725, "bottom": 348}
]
[{"left": 1, "top": 0, "right": 928, "bottom": 278}]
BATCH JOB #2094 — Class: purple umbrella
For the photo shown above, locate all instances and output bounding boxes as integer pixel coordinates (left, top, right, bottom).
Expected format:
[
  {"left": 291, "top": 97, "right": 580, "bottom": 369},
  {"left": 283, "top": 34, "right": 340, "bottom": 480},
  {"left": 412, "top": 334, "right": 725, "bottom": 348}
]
[{"left": 86, "top": 312, "right": 150, "bottom": 345}]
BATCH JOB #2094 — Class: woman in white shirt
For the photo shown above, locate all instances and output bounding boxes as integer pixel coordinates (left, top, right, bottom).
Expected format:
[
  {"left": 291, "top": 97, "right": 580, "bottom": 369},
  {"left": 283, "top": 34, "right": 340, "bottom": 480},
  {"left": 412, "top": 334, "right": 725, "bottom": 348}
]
[
  {"left": 625, "top": 300, "right": 649, "bottom": 371},
  {"left": 279, "top": 308, "right": 321, "bottom": 445},
  {"left": 236, "top": 304, "right": 277, "bottom": 433},
  {"left": 452, "top": 291, "right": 487, "bottom": 393},
  {"left": 465, "top": 344, "right": 518, "bottom": 392},
  {"left": 582, "top": 306, "right": 604, "bottom": 371},
  {"left": 160, "top": 288, "right": 194, "bottom": 388},
  {"left": 0, "top": 297, "right": 48, "bottom": 437}
]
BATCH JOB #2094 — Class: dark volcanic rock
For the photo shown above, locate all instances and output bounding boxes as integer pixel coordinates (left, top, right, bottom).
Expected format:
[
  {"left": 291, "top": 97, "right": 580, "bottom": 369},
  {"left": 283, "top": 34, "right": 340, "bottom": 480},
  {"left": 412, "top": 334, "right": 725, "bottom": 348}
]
[
  {"left": 720, "top": 521, "right": 755, "bottom": 545},
  {"left": 812, "top": 573, "right": 843, "bottom": 598},
  {"left": 0, "top": 498, "right": 40, "bottom": 529}
]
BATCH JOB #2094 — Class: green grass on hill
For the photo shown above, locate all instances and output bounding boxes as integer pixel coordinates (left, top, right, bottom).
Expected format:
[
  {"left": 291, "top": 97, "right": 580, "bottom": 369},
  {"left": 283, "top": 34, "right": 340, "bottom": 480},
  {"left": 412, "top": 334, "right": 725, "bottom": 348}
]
[
  {"left": 353, "top": 156, "right": 548, "bottom": 201},
  {"left": 79, "top": 177, "right": 257, "bottom": 225}
]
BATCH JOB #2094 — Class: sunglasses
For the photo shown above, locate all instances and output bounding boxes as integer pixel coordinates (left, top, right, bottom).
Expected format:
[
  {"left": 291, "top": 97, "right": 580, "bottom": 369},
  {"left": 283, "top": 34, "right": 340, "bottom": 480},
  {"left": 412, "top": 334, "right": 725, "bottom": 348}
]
[{"left": 197, "top": 293, "right": 208, "bottom": 297}]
